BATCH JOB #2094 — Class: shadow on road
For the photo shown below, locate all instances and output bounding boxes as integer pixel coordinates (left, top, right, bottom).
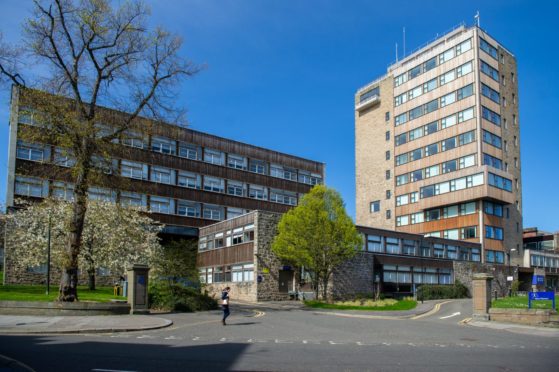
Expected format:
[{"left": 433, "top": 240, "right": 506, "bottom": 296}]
[{"left": 0, "top": 335, "right": 251, "bottom": 372}]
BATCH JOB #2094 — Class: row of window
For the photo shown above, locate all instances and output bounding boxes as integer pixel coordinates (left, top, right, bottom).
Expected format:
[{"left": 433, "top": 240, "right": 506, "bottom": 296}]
[
  {"left": 480, "top": 60, "right": 499, "bottom": 82},
  {"left": 359, "top": 86, "right": 380, "bottom": 104},
  {"left": 482, "top": 130, "right": 502, "bottom": 149},
  {"left": 481, "top": 83, "right": 500, "bottom": 104},
  {"left": 530, "top": 255, "right": 559, "bottom": 269},
  {"left": 18, "top": 108, "right": 323, "bottom": 186},
  {"left": 395, "top": 201, "right": 476, "bottom": 226},
  {"left": 396, "top": 153, "right": 476, "bottom": 186},
  {"left": 395, "top": 107, "right": 474, "bottom": 147},
  {"left": 485, "top": 250, "right": 505, "bottom": 264},
  {"left": 15, "top": 144, "right": 300, "bottom": 206},
  {"left": 424, "top": 226, "right": 478, "bottom": 240},
  {"left": 14, "top": 176, "right": 249, "bottom": 221},
  {"left": 420, "top": 173, "right": 484, "bottom": 199},
  {"left": 484, "top": 201, "right": 507, "bottom": 218},
  {"left": 382, "top": 265, "right": 454, "bottom": 285},
  {"left": 487, "top": 172, "right": 513, "bottom": 192},
  {"left": 394, "top": 38, "right": 472, "bottom": 87},
  {"left": 364, "top": 234, "right": 481, "bottom": 262},
  {"left": 485, "top": 225, "right": 504, "bottom": 240},
  {"left": 395, "top": 130, "right": 476, "bottom": 166},
  {"left": 199, "top": 263, "right": 255, "bottom": 284},
  {"left": 394, "top": 61, "right": 473, "bottom": 107},
  {"left": 483, "top": 153, "right": 502, "bottom": 170},
  {"left": 482, "top": 106, "right": 501, "bottom": 126},
  {"left": 395, "top": 83, "right": 474, "bottom": 126},
  {"left": 198, "top": 223, "right": 255, "bottom": 251}
]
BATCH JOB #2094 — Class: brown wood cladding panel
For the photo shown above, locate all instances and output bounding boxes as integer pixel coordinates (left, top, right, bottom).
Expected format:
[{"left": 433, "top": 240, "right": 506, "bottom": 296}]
[
  {"left": 151, "top": 123, "right": 324, "bottom": 174},
  {"left": 197, "top": 243, "right": 254, "bottom": 267},
  {"left": 373, "top": 254, "right": 453, "bottom": 268},
  {"left": 199, "top": 213, "right": 256, "bottom": 236},
  {"left": 150, "top": 213, "right": 215, "bottom": 228},
  {"left": 484, "top": 239, "right": 504, "bottom": 251},
  {"left": 398, "top": 214, "right": 479, "bottom": 235}
]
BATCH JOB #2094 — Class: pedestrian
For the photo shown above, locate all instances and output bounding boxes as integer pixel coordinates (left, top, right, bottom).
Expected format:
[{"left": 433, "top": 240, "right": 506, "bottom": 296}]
[{"left": 221, "top": 286, "right": 231, "bottom": 325}]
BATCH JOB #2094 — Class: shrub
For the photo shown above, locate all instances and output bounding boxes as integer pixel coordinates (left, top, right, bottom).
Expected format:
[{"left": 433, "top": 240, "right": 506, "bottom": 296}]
[
  {"left": 148, "top": 279, "right": 218, "bottom": 312},
  {"left": 511, "top": 280, "right": 521, "bottom": 296},
  {"left": 417, "top": 281, "right": 469, "bottom": 300}
]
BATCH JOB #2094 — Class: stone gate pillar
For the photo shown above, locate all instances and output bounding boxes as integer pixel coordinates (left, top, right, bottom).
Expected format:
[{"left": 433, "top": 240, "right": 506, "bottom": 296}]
[{"left": 472, "top": 273, "right": 493, "bottom": 321}]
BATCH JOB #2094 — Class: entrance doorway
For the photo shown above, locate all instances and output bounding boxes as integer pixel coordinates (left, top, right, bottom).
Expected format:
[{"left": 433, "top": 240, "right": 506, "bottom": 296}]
[{"left": 278, "top": 270, "right": 294, "bottom": 293}]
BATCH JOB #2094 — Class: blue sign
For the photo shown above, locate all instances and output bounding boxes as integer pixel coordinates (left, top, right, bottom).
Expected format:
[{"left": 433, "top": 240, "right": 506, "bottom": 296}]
[
  {"left": 282, "top": 265, "right": 292, "bottom": 271},
  {"left": 528, "top": 291, "right": 556, "bottom": 310},
  {"left": 532, "top": 275, "right": 545, "bottom": 285}
]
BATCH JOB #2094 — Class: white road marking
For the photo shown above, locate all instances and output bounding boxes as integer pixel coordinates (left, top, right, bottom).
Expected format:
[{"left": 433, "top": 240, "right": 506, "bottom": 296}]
[
  {"left": 439, "top": 312, "right": 461, "bottom": 319},
  {"left": 164, "top": 336, "right": 182, "bottom": 340},
  {"left": 219, "top": 338, "right": 227, "bottom": 342},
  {"left": 275, "top": 339, "right": 293, "bottom": 344},
  {"left": 136, "top": 335, "right": 154, "bottom": 339},
  {"left": 192, "top": 337, "right": 200, "bottom": 341},
  {"left": 303, "top": 340, "right": 321, "bottom": 345}
]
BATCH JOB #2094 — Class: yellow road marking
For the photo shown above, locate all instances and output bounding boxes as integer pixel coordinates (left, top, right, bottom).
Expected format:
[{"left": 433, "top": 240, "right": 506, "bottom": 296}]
[{"left": 410, "top": 300, "right": 453, "bottom": 320}]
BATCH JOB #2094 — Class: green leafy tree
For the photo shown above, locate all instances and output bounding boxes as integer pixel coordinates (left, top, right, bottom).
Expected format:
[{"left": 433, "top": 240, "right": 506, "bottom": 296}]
[{"left": 272, "top": 185, "right": 362, "bottom": 301}]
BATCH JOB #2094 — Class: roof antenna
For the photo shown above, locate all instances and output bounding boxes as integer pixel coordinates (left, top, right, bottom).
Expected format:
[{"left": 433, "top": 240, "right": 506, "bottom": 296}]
[
  {"left": 474, "top": 11, "right": 480, "bottom": 27},
  {"left": 403, "top": 27, "right": 406, "bottom": 57},
  {"left": 395, "top": 42, "right": 398, "bottom": 62}
]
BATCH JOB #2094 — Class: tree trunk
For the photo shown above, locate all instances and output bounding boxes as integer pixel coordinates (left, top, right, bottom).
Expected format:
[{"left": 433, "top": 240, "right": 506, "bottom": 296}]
[
  {"left": 58, "top": 159, "right": 89, "bottom": 302},
  {"left": 88, "top": 269, "right": 96, "bottom": 291},
  {"left": 322, "top": 276, "right": 329, "bottom": 302}
]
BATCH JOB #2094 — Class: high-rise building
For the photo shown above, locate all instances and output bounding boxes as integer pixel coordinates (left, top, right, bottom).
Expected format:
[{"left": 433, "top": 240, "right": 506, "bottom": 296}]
[{"left": 355, "top": 24, "right": 522, "bottom": 265}]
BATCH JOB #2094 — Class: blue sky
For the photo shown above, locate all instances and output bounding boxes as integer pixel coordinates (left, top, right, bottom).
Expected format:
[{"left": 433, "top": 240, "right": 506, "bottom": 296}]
[{"left": 0, "top": 0, "right": 557, "bottom": 232}]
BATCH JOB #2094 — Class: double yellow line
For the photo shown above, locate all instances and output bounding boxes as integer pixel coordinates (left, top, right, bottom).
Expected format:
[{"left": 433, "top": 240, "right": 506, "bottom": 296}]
[{"left": 410, "top": 300, "right": 453, "bottom": 320}]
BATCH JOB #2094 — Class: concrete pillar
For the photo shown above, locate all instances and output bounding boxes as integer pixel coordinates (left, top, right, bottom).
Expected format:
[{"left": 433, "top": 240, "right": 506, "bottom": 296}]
[
  {"left": 127, "top": 264, "right": 150, "bottom": 314},
  {"left": 472, "top": 273, "right": 493, "bottom": 321}
]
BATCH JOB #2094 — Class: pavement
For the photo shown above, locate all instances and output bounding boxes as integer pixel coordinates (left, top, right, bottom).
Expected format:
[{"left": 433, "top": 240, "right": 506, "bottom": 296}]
[{"left": 0, "top": 300, "right": 558, "bottom": 338}]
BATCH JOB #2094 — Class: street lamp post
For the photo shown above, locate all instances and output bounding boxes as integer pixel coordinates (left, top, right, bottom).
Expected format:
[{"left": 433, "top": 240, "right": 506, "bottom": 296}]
[
  {"left": 46, "top": 214, "right": 51, "bottom": 295},
  {"left": 507, "top": 248, "right": 517, "bottom": 297}
]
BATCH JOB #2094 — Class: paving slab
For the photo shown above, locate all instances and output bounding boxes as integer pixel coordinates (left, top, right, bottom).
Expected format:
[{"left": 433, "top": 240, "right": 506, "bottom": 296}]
[{"left": 0, "top": 314, "right": 172, "bottom": 334}]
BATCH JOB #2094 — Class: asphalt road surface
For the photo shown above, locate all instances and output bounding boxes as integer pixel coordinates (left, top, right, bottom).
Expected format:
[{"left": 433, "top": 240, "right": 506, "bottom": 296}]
[{"left": 1, "top": 300, "right": 557, "bottom": 371}]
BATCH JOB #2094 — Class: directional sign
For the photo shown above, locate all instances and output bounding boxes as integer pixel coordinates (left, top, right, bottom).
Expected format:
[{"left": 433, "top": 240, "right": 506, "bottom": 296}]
[{"left": 528, "top": 291, "right": 556, "bottom": 310}]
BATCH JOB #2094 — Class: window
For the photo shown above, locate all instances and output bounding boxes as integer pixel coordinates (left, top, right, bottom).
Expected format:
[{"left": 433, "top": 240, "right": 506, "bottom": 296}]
[
  {"left": 396, "top": 215, "right": 409, "bottom": 227},
  {"left": 488, "top": 173, "right": 512, "bottom": 191},
  {"left": 396, "top": 153, "right": 409, "bottom": 166},
  {"left": 204, "top": 148, "right": 224, "bottom": 166},
  {"left": 151, "top": 136, "right": 176, "bottom": 155},
  {"left": 482, "top": 130, "right": 502, "bottom": 148},
  {"left": 178, "top": 171, "right": 200, "bottom": 189},
  {"left": 386, "top": 131, "right": 390, "bottom": 141},
  {"left": 177, "top": 200, "right": 201, "bottom": 217},
  {"left": 385, "top": 170, "right": 391, "bottom": 180},
  {"left": 456, "top": 38, "right": 472, "bottom": 55},
  {"left": 226, "top": 207, "right": 245, "bottom": 219},
  {"left": 425, "top": 209, "right": 440, "bottom": 222},
  {"left": 386, "top": 190, "right": 391, "bottom": 199},
  {"left": 484, "top": 201, "right": 503, "bottom": 217},
  {"left": 441, "top": 114, "right": 457, "bottom": 129},
  {"left": 440, "top": 70, "right": 456, "bottom": 85},
  {"left": 458, "top": 131, "right": 475, "bottom": 145},
  {"left": 270, "top": 189, "right": 297, "bottom": 206},
  {"left": 227, "top": 154, "right": 247, "bottom": 170},
  {"left": 54, "top": 148, "right": 76, "bottom": 167},
  {"left": 178, "top": 142, "right": 199, "bottom": 160},
  {"left": 203, "top": 204, "right": 223, "bottom": 220},
  {"left": 457, "top": 84, "right": 473, "bottom": 100},
  {"left": 250, "top": 159, "right": 267, "bottom": 174},
  {"left": 485, "top": 226, "right": 504, "bottom": 240},
  {"left": 480, "top": 60, "right": 499, "bottom": 81},
  {"left": 16, "top": 141, "right": 45, "bottom": 162},
  {"left": 410, "top": 148, "right": 422, "bottom": 161},
  {"left": 444, "top": 229, "right": 459, "bottom": 240},
  {"left": 396, "top": 195, "right": 408, "bottom": 206},
  {"left": 395, "top": 113, "right": 408, "bottom": 126},
  {"left": 481, "top": 83, "right": 500, "bottom": 103},
  {"left": 120, "top": 191, "right": 146, "bottom": 208},
  {"left": 385, "top": 151, "right": 390, "bottom": 160},
  {"left": 385, "top": 112, "right": 390, "bottom": 121},
  {"left": 433, "top": 244, "right": 444, "bottom": 258},
  {"left": 440, "top": 92, "right": 456, "bottom": 107},
  {"left": 386, "top": 209, "right": 391, "bottom": 219},
  {"left": 424, "top": 143, "right": 438, "bottom": 157},
  {"left": 409, "top": 65, "right": 422, "bottom": 79},
  {"left": 370, "top": 201, "right": 380, "bottom": 213},
  {"left": 88, "top": 187, "right": 116, "bottom": 203},
  {"left": 150, "top": 196, "right": 172, "bottom": 214},
  {"left": 227, "top": 180, "right": 245, "bottom": 196},
  {"left": 482, "top": 106, "right": 501, "bottom": 126},
  {"left": 396, "top": 174, "right": 409, "bottom": 186},
  {"left": 248, "top": 184, "right": 267, "bottom": 200},
  {"left": 424, "top": 121, "right": 438, "bottom": 135},
  {"left": 424, "top": 57, "right": 437, "bottom": 72},
  {"left": 122, "top": 131, "right": 147, "bottom": 149},
  {"left": 203, "top": 176, "right": 224, "bottom": 193},
  {"left": 441, "top": 137, "right": 456, "bottom": 151},
  {"left": 461, "top": 226, "right": 477, "bottom": 239},
  {"left": 439, "top": 48, "right": 454, "bottom": 63},
  {"left": 360, "top": 86, "right": 380, "bottom": 103},
  {"left": 150, "top": 166, "right": 173, "bottom": 184},
  {"left": 459, "top": 154, "right": 475, "bottom": 169},
  {"left": 385, "top": 238, "right": 400, "bottom": 254},
  {"left": 52, "top": 181, "right": 75, "bottom": 201},
  {"left": 232, "top": 263, "right": 255, "bottom": 282},
  {"left": 479, "top": 37, "right": 498, "bottom": 59},
  {"left": 121, "top": 160, "right": 147, "bottom": 180},
  {"left": 15, "top": 176, "right": 45, "bottom": 197},
  {"left": 424, "top": 78, "right": 437, "bottom": 93},
  {"left": 457, "top": 107, "right": 474, "bottom": 123},
  {"left": 409, "top": 127, "right": 423, "bottom": 141},
  {"left": 483, "top": 153, "right": 503, "bottom": 170},
  {"left": 366, "top": 235, "right": 383, "bottom": 252},
  {"left": 443, "top": 205, "right": 459, "bottom": 218},
  {"left": 443, "top": 159, "right": 457, "bottom": 173},
  {"left": 395, "top": 133, "right": 407, "bottom": 146}
]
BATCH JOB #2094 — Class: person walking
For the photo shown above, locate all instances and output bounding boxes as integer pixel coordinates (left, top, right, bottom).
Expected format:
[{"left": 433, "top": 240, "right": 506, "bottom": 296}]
[{"left": 221, "top": 287, "right": 231, "bottom": 325}]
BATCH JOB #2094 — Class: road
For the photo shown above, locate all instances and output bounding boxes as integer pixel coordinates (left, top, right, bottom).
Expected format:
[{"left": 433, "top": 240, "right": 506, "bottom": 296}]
[{"left": 1, "top": 300, "right": 557, "bottom": 371}]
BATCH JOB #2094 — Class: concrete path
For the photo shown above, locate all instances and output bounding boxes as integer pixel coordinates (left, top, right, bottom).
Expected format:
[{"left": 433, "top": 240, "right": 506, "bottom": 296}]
[
  {"left": 0, "top": 314, "right": 172, "bottom": 334},
  {"left": 467, "top": 319, "right": 559, "bottom": 338}
]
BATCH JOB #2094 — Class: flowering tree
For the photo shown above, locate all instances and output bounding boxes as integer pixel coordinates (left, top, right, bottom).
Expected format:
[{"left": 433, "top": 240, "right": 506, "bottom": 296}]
[{"left": 7, "top": 198, "right": 163, "bottom": 289}]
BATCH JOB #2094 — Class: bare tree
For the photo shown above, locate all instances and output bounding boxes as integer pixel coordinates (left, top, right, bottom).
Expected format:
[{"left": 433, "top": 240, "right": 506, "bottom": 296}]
[{"left": 0, "top": 0, "right": 199, "bottom": 301}]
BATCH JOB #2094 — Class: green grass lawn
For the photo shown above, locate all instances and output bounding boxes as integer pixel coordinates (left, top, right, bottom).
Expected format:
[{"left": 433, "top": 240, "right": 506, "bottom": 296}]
[
  {"left": 492, "top": 295, "right": 558, "bottom": 310},
  {"left": 305, "top": 299, "right": 417, "bottom": 311},
  {"left": 0, "top": 284, "right": 126, "bottom": 302}
]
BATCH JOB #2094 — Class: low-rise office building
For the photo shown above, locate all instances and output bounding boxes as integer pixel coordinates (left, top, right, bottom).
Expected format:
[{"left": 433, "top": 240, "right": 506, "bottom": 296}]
[
  {"left": 196, "top": 210, "right": 514, "bottom": 301},
  {"left": 520, "top": 228, "right": 559, "bottom": 290}
]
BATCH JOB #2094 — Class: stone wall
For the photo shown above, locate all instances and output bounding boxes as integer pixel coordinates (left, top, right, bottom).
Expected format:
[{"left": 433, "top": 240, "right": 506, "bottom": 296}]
[
  {"left": 255, "top": 212, "right": 290, "bottom": 301},
  {"left": 330, "top": 252, "right": 376, "bottom": 300},
  {"left": 203, "top": 281, "right": 257, "bottom": 303},
  {"left": 454, "top": 261, "right": 517, "bottom": 297},
  {"left": 489, "top": 308, "right": 559, "bottom": 326}
]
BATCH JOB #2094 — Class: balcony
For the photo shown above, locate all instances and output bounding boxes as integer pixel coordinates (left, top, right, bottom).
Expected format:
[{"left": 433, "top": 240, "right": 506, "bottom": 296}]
[{"left": 355, "top": 94, "right": 380, "bottom": 111}]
